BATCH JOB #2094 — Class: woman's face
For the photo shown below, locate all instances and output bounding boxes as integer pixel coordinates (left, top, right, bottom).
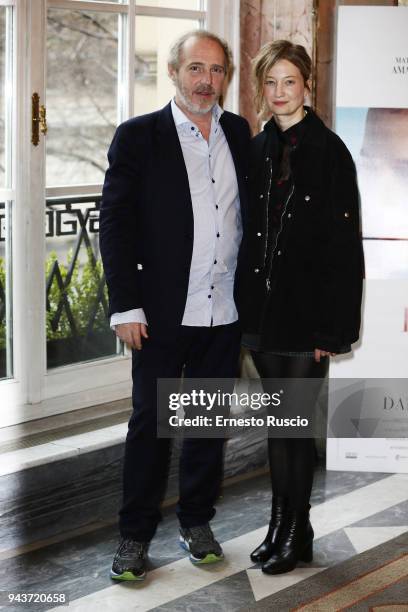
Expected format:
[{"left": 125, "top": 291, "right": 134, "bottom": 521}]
[{"left": 263, "top": 59, "right": 308, "bottom": 125}]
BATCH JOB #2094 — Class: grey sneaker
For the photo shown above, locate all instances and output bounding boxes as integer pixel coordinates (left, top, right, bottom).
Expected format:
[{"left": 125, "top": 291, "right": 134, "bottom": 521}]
[
  {"left": 110, "top": 538, "right": 148, "bottom": 581},
  {"left": 179, "top": 524, "right": 224, "bottom": 564}
]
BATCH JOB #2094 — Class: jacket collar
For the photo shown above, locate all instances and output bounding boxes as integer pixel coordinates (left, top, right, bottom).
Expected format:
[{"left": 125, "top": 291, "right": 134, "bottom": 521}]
[{"left": 263, "top": 106, "right": 328, "bottom": 149}]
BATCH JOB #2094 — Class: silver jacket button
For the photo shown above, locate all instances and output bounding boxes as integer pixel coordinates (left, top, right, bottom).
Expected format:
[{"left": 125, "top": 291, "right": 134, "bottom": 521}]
[
  {"left": 257, "top": 232, "right": 262, "bottom": 236},
  {"left": 254, "top": 268, "right": 260, "bottom": 273},
  {"left": 344, "top": 211, "right": 350, "bottom": 218},
  {"left": 304, "top": 195, "right": 311, "bottom": 202},
  {"left": 259, "top": 194, "right": 264, "bottom": 199},
  {"left": 277, "top": 250, "right": 282, "bottom": 256},
  {"left": 287, "top": 213, "right": 292, "bottom": 218}
]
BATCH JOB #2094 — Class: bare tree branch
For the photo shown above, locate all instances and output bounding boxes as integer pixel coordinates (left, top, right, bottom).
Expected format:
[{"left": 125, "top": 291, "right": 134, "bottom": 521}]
[
  {"left": 47, "top": 146, "right": 106, "bottom": 173},
  {"left": 48, "top": 16, "right": 117, "bottom": 42}
]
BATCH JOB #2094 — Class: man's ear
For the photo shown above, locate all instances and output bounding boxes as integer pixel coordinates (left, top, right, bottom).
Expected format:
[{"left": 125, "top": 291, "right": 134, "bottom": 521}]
[{"left": 168, "top": 64, "right": 176, "bottom": 82}]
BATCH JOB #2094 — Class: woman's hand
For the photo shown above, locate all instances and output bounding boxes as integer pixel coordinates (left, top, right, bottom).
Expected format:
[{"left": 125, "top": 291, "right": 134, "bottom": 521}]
[{"left": 314, "top": 348, "right": 336, "bottom": 362}]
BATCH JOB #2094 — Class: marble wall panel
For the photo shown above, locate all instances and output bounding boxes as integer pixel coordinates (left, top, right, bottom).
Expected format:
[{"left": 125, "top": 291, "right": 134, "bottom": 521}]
[{"left": 240, "top": 0, "right": 314, "bottom": 134}]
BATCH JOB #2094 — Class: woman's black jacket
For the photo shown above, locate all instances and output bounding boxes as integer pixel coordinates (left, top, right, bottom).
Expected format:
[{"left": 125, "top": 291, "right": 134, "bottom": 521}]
[{"left": 235, "top": 108, "right": 364, "bottom": 353}]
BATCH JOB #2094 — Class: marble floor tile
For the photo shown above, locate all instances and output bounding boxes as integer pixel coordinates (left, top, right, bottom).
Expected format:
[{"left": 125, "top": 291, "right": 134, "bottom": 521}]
[
  {"left": 45, "top": 474, "right": 408, "bottom": 612},
  {"left": 310, "top": 467, "right": 390, "bottom": 506},
  {"left": 312, "top": 527, "right": 358, "bottom": 567},
  {"left": 0, "top": 469, "right": 406, "bottom": 612},
  {"left": 246, "top": 566, "right": 328, "bottom": 602},
  {"left": 0, "top": 443, "right": 77, "bottom": 477},
  {"left": 152, "top": 571, "right": 256, "bottom": 612},
  {"left": 344, "top": 526, "right": 408, "bottom": 554},
  {"left": 350, "top": 499, "right": 408, "bottom": 528},
  {"left": 312, "top": 474, "right": 408, "bottom": 539}
]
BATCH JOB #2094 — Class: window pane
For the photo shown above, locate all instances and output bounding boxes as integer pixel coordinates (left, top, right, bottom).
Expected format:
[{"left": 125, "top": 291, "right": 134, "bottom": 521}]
[
  {"left": 46, "top": 196, "right": 120, "bottom": 369},
  {"left": 0, "top": 201, "right": 12, "bottom": 380},
  {"left": 134, "top": 16, "right": 200, "bottom": 116},
  {"left": 46, "top": 9, "right": 118, "bottom": 187},
  {"left": 0, "top": 9, "right": 6, "bottom": 188},
  {"left": 0, "top": 7, "right": 12, "bottom": 380},
  {"left": 136, "top": 1, "right": 204, "bottom": 9}
]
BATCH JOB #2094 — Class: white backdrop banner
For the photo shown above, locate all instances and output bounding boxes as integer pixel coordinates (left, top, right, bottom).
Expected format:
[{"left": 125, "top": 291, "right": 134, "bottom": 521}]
[{"left": 328, "top": 6, "right": 408, "bottom": 473}]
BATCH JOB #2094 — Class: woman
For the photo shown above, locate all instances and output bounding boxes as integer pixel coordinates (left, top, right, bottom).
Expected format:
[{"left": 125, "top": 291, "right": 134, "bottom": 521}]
[{"left": 237, "top": 40, "right": 363, "bottom": 575}]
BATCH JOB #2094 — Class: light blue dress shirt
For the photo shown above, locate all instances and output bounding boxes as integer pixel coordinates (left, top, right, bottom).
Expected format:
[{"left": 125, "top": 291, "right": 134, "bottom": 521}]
[{"left": 110, "top": 99, "right": 242, "bottom": 329}]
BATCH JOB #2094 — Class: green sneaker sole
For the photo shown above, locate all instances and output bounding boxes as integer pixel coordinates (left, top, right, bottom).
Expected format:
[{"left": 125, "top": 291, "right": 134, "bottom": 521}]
[
  {"left": 190, "top": 552, "right": 224, "bottom": 565},
  {"left": 180, "top": 539, "right": 224, "bottom": 565},
  {"left": 110, "top": 569, "right": 146, "bottom": 581}
]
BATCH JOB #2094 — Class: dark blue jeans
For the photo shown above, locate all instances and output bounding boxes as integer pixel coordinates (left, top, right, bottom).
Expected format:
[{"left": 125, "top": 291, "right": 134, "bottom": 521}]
[{"left": 119, "top": 322, "right": 241, "bottom": 541}]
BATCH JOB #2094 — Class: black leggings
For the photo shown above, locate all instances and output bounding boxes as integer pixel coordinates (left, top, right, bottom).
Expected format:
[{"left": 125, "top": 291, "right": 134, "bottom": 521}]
[{"left": 251, "top": 351, "right": 329, "bottom": 511}]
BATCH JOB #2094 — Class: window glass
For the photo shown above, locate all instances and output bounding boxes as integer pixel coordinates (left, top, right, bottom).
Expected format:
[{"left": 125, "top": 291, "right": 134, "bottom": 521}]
[
  {"left": 46, "top": 9, "right": 118, "bottom": 187},
  {"left": 136, "top": 0, "right": 203, "bottom": 8},
  {"left": 0, "top": 8, "right": 12, "bottom": 380},
  {"left": 0, "top": 201, "right": 12, "bottom": 380},
  {"left": 0, "top": 8, "right": 6, "bottom": 188},
  {"left": 45, "top": 196, "right": 119, "bottom": 369},
  {"left": 134, "top": 15, "right": 200, "bottom": 116}
]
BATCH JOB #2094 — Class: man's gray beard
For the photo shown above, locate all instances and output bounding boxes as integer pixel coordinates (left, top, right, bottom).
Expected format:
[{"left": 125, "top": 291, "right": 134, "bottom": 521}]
[{"left": 176, "top": 84, "right": 217, "bottom": 116}]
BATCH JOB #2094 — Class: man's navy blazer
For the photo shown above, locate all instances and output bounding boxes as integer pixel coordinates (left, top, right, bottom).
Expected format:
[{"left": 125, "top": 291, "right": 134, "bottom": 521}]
[{"left": 100, "top": 102, "right": 251, "bottom": 341}]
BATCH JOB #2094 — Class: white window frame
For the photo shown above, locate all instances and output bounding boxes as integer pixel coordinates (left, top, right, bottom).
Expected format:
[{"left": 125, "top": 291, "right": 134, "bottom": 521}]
[{"left": 0, "top": 0, "right": 240, "bottom": 427}]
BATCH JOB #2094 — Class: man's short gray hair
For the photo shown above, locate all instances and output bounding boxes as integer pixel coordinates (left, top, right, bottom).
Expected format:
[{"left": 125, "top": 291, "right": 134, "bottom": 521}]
[{"left": 168, "top": 29, "right": 234, "bottom": 80}]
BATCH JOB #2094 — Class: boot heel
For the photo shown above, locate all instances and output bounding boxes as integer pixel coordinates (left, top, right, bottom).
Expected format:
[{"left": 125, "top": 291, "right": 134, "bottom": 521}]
[{"left": 300, "top": 542, "right": 313, "bottom": 563}]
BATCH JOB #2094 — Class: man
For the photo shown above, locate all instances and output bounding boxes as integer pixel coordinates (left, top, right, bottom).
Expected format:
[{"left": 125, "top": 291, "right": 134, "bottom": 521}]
[{"left": 100, "top": 30, "right": 250, "bottom": 581}]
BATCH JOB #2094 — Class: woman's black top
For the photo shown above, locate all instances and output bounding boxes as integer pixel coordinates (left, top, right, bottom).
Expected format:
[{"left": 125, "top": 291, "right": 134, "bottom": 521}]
[
  {"left": 242, "top": 113, "right": 311, "bottom": 353},
  {"left": 236, "top": 107, "right": 364, "bottom": 354}
]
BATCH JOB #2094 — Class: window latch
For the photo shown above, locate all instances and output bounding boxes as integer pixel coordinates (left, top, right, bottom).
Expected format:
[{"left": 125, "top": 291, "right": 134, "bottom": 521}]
[{"left": 32, "top": 93, "right": 47, "bottom": 146}]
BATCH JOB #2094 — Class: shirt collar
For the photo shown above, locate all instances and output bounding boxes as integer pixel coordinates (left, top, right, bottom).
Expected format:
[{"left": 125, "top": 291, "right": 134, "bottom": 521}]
[{"left": 171, "top": 98, "right": 223, "bottom": 129}]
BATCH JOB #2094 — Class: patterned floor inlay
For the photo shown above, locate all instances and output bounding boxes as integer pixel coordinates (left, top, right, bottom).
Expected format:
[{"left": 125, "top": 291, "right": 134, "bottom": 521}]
[{"left": 295, "top": 553, "right": 408, "bottom": 611}]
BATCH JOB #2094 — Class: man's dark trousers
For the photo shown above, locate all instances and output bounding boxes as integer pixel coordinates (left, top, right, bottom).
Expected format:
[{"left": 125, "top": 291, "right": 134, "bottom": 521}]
[{"left": 119, "top": 322, "right": 241, "bottom": 542}]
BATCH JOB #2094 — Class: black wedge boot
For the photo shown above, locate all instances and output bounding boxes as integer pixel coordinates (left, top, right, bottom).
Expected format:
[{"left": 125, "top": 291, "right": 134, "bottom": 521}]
[
  {"left": 261, "top": 507, "right": 314, "bottom": 574},
  {"left": 250, "top": 496, "right": 287, "bottom": 563}
]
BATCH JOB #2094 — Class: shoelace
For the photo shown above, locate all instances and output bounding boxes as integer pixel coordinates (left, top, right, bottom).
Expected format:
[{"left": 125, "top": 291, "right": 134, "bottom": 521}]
[
  {"left": 186, "top": 525, "right": 216, "bottom": 547},
  {"left": 118, "top": 539, "right": 146, "bottom": 559}
]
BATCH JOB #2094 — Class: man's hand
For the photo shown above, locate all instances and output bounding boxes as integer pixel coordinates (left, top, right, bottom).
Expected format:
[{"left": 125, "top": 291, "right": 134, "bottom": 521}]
[
  {"left": 115, "top": 322, "right": 149, "bottom": 350},
  {"left": 314, "top": 348, "right": 336, "bottom": 363}
]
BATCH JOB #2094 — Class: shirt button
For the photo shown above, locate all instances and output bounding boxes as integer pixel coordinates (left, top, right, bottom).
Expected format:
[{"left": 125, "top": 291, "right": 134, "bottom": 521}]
[
  {"left": 265, "top": 157, "right": 270, "bottom": 162},
  {"left": 211, "top": 285, "right": 214, "bottom": 289},
  {"left": 215, "top": 205, "right": 219, "bottom": 209},
  {"left": 277, "top": 250, "right": 282, "bottom": 256},
  {"left": 216, "top": 232, "right": 220, "bottom": 237},
  {"left": 208, "top": 295, "right": 212, "bottom": 299},
  {"left": 191, "top": 126, "right": 195, "bottom": 131},
  {"left": 288, "top": 213, "right": 292, "bottom": 218},
  {"left": 214, "top": 259, "right": 217, "bottom": 264},
  {"left": 212, "top": 178, "right": 215, "bottom": 183},
  {"left": 304, "top": 195, "right": 311, "bottom": 202},
  {"left": 254, "top": 268, "right": 260, "bottom": 273},
  {"left": 257, "top": 232, "right": 262, "bottom": 236},
  {"left": 259, "top": 194, "right": 264, "bottom": 199}
]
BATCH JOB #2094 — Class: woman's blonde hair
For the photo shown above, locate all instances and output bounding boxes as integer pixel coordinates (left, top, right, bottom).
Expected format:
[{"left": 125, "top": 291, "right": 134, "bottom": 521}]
[{"left": 252, "top": 40, "right": 312, "bottom": 116}]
